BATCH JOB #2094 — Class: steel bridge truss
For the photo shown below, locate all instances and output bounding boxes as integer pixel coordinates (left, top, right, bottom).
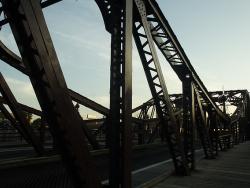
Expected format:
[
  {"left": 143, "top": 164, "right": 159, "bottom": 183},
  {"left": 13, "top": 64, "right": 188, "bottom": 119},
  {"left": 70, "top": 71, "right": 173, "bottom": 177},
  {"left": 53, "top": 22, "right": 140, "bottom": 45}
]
[{"left": 0, "top": 0, "right": 249, "bottom": 188}]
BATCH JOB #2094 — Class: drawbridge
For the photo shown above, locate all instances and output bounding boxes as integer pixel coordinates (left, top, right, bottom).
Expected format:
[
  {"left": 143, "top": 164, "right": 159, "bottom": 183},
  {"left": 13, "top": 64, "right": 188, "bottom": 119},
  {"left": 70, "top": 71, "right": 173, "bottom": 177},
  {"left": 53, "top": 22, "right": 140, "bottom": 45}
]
[{"left": 0, "top": 0, "right": 249, "bottom": 187}]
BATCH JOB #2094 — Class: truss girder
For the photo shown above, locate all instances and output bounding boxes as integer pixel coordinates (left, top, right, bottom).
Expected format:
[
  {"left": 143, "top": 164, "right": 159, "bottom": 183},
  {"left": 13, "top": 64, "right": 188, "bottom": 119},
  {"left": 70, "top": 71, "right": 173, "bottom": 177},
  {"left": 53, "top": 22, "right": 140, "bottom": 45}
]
[
  {"left": 194, "top": 86, "right": 215, "bottom": 159},
  {"left": 144, "top": 0, "right": 228, "bottom": 122},
  {"left": 0, "top": 0, "right": 249, "bottom": 187},
  {"left": 133, "top": 0, "right": 189, "bottom": 175},
  {"left": 1, "top": 0, "right": 101, "bottom": 187},
  {"left": 137, "top": 104, "right": 155, "bottom": 144}
]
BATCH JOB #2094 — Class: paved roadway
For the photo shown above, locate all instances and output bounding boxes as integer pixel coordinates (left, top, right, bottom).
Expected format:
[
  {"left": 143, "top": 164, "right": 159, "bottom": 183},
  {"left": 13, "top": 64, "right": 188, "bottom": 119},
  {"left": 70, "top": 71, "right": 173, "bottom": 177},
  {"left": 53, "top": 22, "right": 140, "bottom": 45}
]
[
  {"left": 0, "top": 143, "right": 172, "bottom": 188},
  {"left": 0, "top": 146, "right": 54, "bottom": 160},
  {"left": 153, "top": 141, "right": 250, "bottom": 188}
]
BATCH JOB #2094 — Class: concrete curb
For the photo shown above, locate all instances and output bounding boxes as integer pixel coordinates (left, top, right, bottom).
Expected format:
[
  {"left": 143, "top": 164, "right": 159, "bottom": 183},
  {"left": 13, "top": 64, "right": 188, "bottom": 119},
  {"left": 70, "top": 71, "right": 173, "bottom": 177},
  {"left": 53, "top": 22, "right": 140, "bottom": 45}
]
[
  {"left": 136, "top": 149, "right": 205, "bottom": 188},
  {"left": 136, "top": 171, "right": 172, "bottom": 188}
]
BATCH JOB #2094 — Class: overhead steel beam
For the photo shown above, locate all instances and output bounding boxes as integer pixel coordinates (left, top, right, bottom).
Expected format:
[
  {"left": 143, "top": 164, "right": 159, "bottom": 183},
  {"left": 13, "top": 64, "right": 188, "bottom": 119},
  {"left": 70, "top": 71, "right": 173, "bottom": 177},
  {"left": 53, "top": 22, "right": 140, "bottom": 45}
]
[
  {"left": 0, "top": 41, "right": 142, "bottom": 123},
  {"left": 0, "top": 41, "right": 27, "bottom": 74},
  {"left": 135, "top": 90, "right": 249, "bottom": 115},
  {"left": 146, "top": 0, "right": 228, "bottom": 121},
  {"left": 0, "top": 42, "right": 109, "bottom": 115},
  {"left": 1, "top": 1, "right": 101, "bottom": 187},
  {"left": 40, "top": 0, "right": 62, "bottom": 8},
  {"left": 69, "top": 89, "right": 109, "bottom": 115},
  {"left": 132, "top": 98, "right": 154, "bottom": 113},
  {"left": 0, "top": 96, "right": 42, "bottom": 116}
]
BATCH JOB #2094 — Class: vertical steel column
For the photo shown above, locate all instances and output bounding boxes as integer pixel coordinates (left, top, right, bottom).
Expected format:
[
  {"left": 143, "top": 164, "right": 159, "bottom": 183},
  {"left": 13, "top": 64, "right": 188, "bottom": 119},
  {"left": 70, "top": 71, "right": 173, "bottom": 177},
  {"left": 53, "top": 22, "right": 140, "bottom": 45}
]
[
  {"left": 246, "top": 95, "right": 250, "bottom": 140},
  {"left": 182, "top": 80, "right": 195, "bottom": 170},
  {"left": 0, "top": 73, "right": 44, "bottom": 155},
  {"left": 138, "top": 106, "right": 147, "bottom": 145},
  {"left": 239, "top": 117, "right": 247, "bottom": 142},
  {"left": 222, "top": 98, "right": 226, "bottom": 114},
  {"left": 209, "top": 111, "right": 219, "bottom": 155},
  {"left": 231, "top": 121, "right": 238, "bottom": 144},
  {"left": 2, "top": 1, "right": 101, "bottom": 187},
  {"left": 108, "top": 0, "right": 133, "bottom": 187},
  {"left": 40, "top": 116, "right": 46, "bottom": 146}
]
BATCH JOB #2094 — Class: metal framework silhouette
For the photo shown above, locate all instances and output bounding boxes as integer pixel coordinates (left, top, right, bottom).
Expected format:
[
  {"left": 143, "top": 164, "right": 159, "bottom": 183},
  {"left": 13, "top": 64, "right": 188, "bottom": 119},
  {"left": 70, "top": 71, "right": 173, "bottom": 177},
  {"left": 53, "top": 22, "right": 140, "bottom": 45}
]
[{"left": 0, "top": 0, "right": 249, "bottom": 188}]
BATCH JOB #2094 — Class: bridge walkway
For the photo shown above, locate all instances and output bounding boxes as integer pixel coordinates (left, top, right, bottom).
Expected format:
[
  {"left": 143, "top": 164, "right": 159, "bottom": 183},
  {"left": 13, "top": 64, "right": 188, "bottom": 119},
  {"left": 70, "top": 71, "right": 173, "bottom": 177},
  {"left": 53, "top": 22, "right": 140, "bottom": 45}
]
[{"left": 152, "top": 141, "right": 250, "bottom": 188}]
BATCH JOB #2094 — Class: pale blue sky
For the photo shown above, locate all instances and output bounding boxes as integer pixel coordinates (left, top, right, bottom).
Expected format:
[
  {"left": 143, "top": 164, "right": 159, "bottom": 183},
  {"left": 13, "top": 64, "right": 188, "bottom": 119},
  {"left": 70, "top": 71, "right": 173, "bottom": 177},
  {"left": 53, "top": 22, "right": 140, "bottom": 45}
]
[{"left": 0, "top": 0, "right": 250, "bottom": 118}]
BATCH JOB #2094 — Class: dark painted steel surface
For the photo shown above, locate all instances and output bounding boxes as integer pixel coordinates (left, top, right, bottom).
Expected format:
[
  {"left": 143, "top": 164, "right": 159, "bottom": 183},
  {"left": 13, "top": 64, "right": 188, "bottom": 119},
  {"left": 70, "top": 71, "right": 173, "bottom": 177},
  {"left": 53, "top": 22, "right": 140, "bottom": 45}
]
[
  {"left": 0, "top": 0, "right": 249, "bottom": 187},
  {"left": 108, "top": 0, "right": 133, "bottom": 187},
  {"left": 40, "top": 0, "right": 62, "bottom": 8},
  {"left": 194, "top": 87, "right": 214, "bottom": 159},
  {"left": 1, "top": 0, "right": 101, "bottom": 187},
  {"left": 133, "top": 0, "right": 188, "bottom": 175},
  {"left": 146, "top": 0, "right": 228, "bottom": 121},
  {"left": 182, "top": 81, "right": 195, "bottom": 170}
]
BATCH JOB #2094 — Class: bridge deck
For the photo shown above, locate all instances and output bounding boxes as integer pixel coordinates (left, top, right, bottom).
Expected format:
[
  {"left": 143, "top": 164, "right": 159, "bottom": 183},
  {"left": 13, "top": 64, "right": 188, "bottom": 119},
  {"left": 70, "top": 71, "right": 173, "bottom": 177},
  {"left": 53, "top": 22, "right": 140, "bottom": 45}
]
[{"left": 153, "top": 141, "right": 250, "bottom": 188}]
